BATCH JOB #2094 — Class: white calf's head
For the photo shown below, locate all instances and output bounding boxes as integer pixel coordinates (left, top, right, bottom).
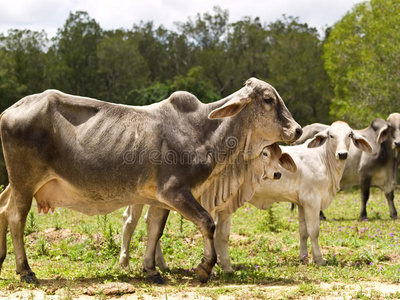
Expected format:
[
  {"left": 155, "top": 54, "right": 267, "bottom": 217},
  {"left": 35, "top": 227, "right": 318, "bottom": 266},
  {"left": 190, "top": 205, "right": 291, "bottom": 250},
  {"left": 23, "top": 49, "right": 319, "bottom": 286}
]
[
  {"left": 307, "top": 121, "right": 372, "bottom": 160},
  {"left": 260, "top": 143, "right": 297, "bottom": 180}
]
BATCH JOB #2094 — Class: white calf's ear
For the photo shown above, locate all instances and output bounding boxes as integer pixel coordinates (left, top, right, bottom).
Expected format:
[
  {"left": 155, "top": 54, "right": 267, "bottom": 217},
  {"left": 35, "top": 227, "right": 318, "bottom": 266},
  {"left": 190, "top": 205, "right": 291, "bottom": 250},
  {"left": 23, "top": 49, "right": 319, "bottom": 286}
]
[
  {"left": 208, "top": 88, "right": 252, "bottom": 119},
  {"left": 307, "top": 129, "right": 329, "bottom": 148},
  {"left": 279, "top": 153, "right": 297, "bottom": 173},
  {"left": 352, "top": 132, "right": 373, "bottom": 154},
  {"left": 376, "top": 125, "right": 389, "bottom": 144}
]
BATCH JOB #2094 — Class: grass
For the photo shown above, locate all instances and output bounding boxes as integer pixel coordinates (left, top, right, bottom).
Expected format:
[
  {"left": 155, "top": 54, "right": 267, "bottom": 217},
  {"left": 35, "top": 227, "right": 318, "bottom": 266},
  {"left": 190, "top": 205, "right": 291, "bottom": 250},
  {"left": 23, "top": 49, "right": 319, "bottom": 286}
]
[{"left": 0, "top": 187, "right": 400, "bottom": 299}]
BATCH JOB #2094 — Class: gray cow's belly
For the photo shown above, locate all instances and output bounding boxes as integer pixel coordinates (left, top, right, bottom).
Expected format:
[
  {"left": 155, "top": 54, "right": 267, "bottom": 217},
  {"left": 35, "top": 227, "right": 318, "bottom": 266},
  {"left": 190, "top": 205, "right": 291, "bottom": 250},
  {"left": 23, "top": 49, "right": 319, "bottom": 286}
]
[{"left": 34, "top": 177, "right": 159, "bottom": 215}]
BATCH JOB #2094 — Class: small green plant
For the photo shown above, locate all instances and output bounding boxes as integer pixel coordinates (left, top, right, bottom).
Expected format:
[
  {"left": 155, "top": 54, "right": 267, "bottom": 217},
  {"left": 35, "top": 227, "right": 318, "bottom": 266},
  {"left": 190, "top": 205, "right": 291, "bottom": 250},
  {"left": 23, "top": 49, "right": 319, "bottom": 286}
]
[
  {"left": 52, "top": 210, "right": 63, "bottom": 230},
  {"left": 25, "top": 211, "right": 37, "bottom": 235},
  {"left": 36, "top": 234, "right": 49, "bottom": 256},
  {"left": 258, "top": 205, "right": 285, "bottom": 232}
]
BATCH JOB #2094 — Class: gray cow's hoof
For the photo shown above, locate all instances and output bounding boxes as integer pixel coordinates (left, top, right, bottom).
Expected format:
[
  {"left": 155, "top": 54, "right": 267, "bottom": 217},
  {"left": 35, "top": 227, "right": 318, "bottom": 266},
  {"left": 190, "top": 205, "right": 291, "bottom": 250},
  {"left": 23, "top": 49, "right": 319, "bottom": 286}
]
[
  {"left": 147, "top": 274, "right": 165, "bottom": 284},
  {"left": 195, "top": 264, "right": 210, "bottom": 283},
  {"left": 315, "top": 259, "right": 326, "bottom": 266},
  {"left": 21, "top": 273, "right": 39, "bottom": 284}
]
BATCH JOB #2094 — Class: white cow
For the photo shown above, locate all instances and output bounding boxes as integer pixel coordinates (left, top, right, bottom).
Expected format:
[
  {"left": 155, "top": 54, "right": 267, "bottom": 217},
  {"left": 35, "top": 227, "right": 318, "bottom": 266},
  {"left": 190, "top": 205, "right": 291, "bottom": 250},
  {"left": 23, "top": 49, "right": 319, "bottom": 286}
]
[
  {"left": 119, "top": 144, "right": 297, "bottom": 272},
  {"left": 247, "top": 121, "right": 372, "bottom": 266},
  {"left": 122, "top": 121, "right": 372, "bottom": 272}
]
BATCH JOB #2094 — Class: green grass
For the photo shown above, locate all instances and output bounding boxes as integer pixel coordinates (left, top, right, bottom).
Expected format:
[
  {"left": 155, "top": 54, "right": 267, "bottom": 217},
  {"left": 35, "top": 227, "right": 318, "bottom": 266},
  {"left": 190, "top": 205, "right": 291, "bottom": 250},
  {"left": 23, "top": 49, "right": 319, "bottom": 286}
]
[{"left": 1, "top": 188, "right": 400, "bottom": 299}]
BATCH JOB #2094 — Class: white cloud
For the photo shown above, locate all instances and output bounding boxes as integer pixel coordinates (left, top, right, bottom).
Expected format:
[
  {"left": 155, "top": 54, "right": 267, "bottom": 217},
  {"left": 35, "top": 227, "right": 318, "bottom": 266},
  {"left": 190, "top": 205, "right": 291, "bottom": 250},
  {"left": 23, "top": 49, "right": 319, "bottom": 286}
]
[{"left": 0, "top": 0, "right": 365, "bottom": 38}]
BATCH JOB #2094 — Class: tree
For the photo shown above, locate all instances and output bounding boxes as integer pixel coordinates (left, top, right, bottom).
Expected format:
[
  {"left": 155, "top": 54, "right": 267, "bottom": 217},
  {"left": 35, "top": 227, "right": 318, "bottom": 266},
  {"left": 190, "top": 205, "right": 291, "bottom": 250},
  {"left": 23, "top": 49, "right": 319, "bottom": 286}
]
[
  {"left": 97, "top": 29, "right": 149, "bottom": 103},
  {"left": 177, "top": 6, "right": 234, "bottom": 96},
  {"left": 324, "top": 0, "right": 400, "bottom": 127},
  {"left": 50, "top": 11, "right": 102, "bottom": 97},
  {"left": 226, "top": 17, "right": 269, "bottom": 87},
  {"left": 266, "top": 16, "right": 333, "bottom": 126},
  {"left": 0, "top": 29, "right": 48, "bottom": 103}
]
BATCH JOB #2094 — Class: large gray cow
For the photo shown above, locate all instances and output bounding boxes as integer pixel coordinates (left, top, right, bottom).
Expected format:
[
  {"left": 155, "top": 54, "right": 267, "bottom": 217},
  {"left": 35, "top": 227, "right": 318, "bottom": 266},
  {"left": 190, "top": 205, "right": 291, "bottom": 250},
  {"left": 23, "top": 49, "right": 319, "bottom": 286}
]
[
  {"left": 0, "top": 78, "right": 302, "bottom": 284},
  {"left": 293, "top": 113, "right": 400, "bottom": 220}
]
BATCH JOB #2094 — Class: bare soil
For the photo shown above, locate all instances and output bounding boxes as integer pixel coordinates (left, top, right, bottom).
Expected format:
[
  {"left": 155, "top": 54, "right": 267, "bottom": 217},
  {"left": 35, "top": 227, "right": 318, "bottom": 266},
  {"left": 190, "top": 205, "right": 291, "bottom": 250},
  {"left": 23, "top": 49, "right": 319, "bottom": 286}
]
[{"left": 1, "top": 280, "right": 400, "bottom": 299}]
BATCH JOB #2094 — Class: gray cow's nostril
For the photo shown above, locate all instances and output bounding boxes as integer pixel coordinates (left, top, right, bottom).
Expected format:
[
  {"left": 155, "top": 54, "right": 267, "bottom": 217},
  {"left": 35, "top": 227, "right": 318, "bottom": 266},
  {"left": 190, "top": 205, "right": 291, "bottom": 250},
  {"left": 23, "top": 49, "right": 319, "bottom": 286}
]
[
  {"left": 274, "top": 172, "right": 282, "bottom": 180},
  {"left": 338, "top": 152, "right": 348, "bottom": 160},
  {"left": 295, "top": 127, "right": 303, "bottom": 139}
]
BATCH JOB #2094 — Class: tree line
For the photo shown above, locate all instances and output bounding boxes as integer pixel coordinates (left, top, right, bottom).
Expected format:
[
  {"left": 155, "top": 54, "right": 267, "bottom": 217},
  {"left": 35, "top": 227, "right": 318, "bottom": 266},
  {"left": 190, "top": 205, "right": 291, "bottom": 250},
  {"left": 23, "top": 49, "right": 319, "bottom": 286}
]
[{"left": 0, "top": 7, "right": 332, "bottom": 127}]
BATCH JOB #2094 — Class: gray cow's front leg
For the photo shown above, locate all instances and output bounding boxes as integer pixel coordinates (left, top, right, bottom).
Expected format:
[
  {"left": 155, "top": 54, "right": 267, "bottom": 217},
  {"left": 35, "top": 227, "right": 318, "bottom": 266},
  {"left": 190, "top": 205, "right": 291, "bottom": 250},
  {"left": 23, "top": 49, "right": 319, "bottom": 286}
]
[
  {"left": 119, "top": 204, "right": 144, "bottom": 268},
  {"left": 157, "top": 189, "right": 217, "bottom": 283},
  {"left": 214, "top": 212, "right": 234, "bottom": 273},
  {"left": 143, "top": 205, "right": 170, "bottom": 284},
  {"left": 359, "top": 175, "right": 372, "bottom": 220},
  {"left": 385, "top": 191, "right": 398, "bottom": 220},
  {"left": 303, "top": 202, "right": 325, "bottom": 266}
]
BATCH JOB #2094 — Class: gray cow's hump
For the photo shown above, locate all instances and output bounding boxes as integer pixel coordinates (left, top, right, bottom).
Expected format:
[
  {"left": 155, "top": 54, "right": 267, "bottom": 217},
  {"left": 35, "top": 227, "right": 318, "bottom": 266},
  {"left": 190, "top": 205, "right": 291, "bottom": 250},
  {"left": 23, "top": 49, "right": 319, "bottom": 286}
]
[
  {"left": 166, "top": 91, "right": 203, "bottom": 113},
  {"left": 370, "top": 118, "right": 386, "bottom": 131}
]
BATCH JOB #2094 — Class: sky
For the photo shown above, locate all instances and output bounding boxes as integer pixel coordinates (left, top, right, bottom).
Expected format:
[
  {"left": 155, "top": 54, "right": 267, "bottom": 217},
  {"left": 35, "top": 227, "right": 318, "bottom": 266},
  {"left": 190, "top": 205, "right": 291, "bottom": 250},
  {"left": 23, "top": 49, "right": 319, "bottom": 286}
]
[{"left": 0, "top": 0, "right": 366, "bottom": 38}]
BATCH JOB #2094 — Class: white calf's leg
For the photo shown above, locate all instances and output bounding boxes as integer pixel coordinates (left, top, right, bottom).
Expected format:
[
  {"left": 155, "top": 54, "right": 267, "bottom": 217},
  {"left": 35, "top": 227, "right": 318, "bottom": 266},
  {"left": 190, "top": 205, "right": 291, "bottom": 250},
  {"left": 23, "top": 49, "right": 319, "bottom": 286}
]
[
  {"left": 119, "top": 204, "right": 144, "bottom": 268},
  {"left": 298, "top": 205, "right": 309, "bottom": 264},
  {"left": 303, "top": 202, "right": 325, "bottom": 266},
  {"left": 214, "top": 212, "right": 234, "bottom": 273}
]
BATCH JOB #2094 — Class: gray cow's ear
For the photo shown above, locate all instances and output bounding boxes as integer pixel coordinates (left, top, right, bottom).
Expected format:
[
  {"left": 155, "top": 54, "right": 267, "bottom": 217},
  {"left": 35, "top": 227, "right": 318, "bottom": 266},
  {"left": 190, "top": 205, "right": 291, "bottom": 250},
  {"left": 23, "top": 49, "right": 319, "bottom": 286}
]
[
  {"left": 307, "top": 129, "right": 329, "bottom": 148},
  {"left": 376, "top": 125, "right": 389, "bottom": 144},
  {"left": 208, "top": 88, "right": 252, "bottom": 119},
  {"left": 279, "top": 153, "right": 297, "bottom": 173},
  {"left": 352, "top": 132, "right": 373, "bottom": 154}
]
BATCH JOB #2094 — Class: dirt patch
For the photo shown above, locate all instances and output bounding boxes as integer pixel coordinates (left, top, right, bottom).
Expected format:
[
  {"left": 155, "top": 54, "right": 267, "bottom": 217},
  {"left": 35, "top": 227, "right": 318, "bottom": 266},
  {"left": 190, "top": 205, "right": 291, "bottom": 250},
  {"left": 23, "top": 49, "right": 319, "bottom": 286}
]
[
  {"left": 26, "top": 228, "right": 103, "bottom": 244},
  {"left": 84, "top": 282, "right": 135, "bottom": 296},
  {"left": 1, "top": 280, "right": 399, "bottom": 299}
]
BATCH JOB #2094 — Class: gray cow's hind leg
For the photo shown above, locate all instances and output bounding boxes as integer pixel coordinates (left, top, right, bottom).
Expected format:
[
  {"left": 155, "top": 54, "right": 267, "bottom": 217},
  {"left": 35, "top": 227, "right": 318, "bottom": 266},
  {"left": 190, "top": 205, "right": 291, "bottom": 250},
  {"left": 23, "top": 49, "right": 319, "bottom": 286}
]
[
  {"left": 155, "top": 239, "right": 169, "bottom": 271},
  {"left": 385, "top": 191, "right": 398, "bottom": 220},
  {"left": 7, "top": 188, "right": 37, "bottom": 283},
  {"left": 143, "top": 205, "right": 169, "bottom": 284},
  {"left": 119, "top": 204, "right": 145, "bottom": 268}
]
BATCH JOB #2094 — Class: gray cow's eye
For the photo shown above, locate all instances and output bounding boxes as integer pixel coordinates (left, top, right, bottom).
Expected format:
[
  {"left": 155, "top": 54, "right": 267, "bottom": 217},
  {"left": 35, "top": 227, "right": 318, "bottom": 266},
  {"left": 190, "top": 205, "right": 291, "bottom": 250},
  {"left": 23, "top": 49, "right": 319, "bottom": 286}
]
[
  {"left": 329, "top": 135, "right": 334, "bottom": 139},
  {"left": 264, "top": 97, "right": 274, "bottom": 105}
]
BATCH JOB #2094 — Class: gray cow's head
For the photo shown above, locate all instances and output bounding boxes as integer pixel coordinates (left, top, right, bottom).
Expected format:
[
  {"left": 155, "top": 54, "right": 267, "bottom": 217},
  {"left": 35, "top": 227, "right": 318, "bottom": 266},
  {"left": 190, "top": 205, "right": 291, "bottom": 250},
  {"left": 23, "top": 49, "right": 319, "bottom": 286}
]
[
  {"left": 307, "top": 121, "right": 372, "bottom": 160},
  {"left": 208, "top": 78, "right": 302, "bottom": 154},
  {"left": 376, "top": 113, "right": 400, "bottom": 153}
]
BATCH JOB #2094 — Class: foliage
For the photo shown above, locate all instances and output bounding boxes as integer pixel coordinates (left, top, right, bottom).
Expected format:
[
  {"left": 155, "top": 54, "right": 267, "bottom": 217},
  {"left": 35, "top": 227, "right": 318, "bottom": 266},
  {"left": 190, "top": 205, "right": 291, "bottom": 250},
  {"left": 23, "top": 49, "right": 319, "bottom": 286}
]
[
  {"left": 267, "top": 16, "right": 333, "bottom": 125},
  {"left": 324, "top": 0, "right": 400, "bottom": 127}
]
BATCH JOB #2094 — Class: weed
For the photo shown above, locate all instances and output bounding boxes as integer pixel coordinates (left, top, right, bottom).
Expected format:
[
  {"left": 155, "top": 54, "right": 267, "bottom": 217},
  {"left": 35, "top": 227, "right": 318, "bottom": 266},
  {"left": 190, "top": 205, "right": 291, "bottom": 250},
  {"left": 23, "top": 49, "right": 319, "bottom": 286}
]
[
  {"left": 36, "top": 234, "right": 49, "bottom": 256},
  {"left": 25, "top": 211, "right": 37, "bottom": 235},
  {"left": 52, "top": 210, "right": 63, "bottom": 230}
]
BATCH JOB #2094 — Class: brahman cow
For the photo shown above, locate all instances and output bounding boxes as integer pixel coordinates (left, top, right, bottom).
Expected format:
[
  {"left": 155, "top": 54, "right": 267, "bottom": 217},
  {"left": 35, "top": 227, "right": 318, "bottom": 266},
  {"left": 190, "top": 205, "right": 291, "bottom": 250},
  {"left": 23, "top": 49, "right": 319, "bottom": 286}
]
[
  {"left": 0, "top": 78, "right": 302, "bottom": 284},
  {"left": 293, "top": 113, "right": 400, "bottom": 220},
  {"left": 129, "top": 121, "right": 372, "bottom": 270},
  {"left": 119, "top": 144, "right": 297, "bottom": 274}
]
